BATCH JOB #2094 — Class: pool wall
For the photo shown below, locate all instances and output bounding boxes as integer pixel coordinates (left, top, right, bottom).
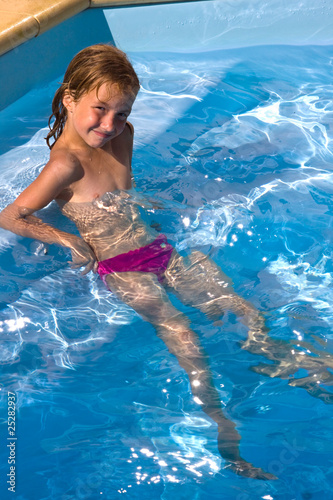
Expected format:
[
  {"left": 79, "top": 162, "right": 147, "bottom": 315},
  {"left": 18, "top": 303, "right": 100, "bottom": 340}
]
[{"left": 1, "top": 0, "right": 333, "bottom": 112}]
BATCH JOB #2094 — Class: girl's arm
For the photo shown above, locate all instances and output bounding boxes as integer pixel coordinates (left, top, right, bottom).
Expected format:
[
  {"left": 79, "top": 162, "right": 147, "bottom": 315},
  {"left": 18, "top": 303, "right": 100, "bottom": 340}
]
[{"left": 0, "top": 155, "right": 96, "bottom": 274}]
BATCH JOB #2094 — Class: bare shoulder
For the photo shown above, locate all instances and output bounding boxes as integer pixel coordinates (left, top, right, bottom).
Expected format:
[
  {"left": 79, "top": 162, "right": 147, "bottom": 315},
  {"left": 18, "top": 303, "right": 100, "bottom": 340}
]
[
  {"left": 47, "top": 147, "right": 83, "bottom": 182},
  {"left": 13, "top": 148, "right": 84, "bottom": 211},
  {"left": 126, "top": 121, "right": 134, "bottom": 137},
  {"left": 114, "top": 121, "right": 134, "bottom": 146},
  {"left": 110, "top": 121, "right": 135, "bottom": 167}
]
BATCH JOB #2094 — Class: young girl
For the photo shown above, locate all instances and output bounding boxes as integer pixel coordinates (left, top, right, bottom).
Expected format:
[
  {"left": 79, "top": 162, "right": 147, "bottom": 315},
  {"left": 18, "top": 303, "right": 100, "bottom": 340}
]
[{"left": 0, "top": 44, "right": 280, "bottom": 480}]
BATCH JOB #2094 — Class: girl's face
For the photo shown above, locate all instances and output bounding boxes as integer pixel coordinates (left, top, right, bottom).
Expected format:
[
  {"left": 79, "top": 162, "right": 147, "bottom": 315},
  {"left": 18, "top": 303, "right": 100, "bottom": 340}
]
[{"left": 63, "top": 82, "right": 136, "bottom": 149}]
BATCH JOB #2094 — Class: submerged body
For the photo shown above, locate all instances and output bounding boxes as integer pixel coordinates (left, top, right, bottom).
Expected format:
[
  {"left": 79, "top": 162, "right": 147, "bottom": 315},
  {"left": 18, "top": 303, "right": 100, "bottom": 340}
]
[
  {"left": 0, "top": 75, "right": 273, "bottom": 477},
  {"left": 57, "top": 186, "right": 277, "bottom": 479},
  {"left": 58, "top": 190, "right": 159, "bottom": 262}
]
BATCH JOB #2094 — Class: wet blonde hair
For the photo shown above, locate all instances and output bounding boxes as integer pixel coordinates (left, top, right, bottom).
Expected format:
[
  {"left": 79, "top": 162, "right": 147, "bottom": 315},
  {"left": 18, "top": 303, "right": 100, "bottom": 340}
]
[{"left": 46, "top": 44, "right": 140, "bottom": 149}]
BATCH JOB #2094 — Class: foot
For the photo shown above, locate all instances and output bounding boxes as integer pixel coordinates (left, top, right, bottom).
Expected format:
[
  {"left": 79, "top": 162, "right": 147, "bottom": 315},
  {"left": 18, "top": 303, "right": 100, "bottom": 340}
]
[
  {"left": 225, "top": 458, "right": 277, "bottom": 480},
  {"left": 217, "top": 425, "right": 277, "bottom": 480}
]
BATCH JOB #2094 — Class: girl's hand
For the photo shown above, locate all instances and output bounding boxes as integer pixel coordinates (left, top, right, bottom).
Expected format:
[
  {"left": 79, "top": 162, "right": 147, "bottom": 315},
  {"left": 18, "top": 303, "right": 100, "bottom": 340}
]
[{"left": 69, "top": 237, "right": 97, "bottom": 275}]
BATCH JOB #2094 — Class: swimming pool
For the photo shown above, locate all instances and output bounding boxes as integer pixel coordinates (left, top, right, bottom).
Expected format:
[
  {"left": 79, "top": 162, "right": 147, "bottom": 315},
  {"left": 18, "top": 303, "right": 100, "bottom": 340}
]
[{"left": 1, "top": 1, "right": 333, "bottom": 499}]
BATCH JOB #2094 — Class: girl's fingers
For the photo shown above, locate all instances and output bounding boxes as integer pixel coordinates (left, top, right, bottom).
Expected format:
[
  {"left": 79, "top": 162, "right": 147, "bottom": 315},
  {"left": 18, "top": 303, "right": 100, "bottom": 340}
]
[
  {"left": 81, "top": 259, "right": 96, "bottom": 275},
  {"left": 68, "top": 255, "right": 96, "bottom": 274}
]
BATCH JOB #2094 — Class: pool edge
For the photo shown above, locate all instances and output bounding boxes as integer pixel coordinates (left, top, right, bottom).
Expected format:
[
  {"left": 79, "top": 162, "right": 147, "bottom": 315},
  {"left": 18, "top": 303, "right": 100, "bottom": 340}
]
[{"left": 0, "top": 0, "right": 208, "bottom": 57}]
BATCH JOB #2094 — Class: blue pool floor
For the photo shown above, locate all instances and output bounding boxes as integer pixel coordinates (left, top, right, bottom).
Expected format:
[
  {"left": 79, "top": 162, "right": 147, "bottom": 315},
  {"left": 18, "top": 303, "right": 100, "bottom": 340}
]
[{"left": 0, "top": 44, "right": 333, "bottom": 499}]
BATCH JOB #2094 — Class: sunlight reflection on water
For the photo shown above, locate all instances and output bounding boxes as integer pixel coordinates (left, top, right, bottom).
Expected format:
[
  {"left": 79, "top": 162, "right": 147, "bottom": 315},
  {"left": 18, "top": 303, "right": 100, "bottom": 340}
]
[{"left": 0, "top": 45, "right": 333, "bottom": 499}]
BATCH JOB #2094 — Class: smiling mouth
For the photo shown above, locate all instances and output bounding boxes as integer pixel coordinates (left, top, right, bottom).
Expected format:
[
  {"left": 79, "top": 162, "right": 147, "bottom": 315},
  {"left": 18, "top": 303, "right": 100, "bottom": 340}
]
[{"left": 94, "top": 130, "right": 113, "bottom": 139}]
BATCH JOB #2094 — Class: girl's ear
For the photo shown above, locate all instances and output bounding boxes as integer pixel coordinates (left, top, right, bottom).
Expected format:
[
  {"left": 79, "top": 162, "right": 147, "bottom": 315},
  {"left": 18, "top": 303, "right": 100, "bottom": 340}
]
[{"left": 62, "top": 91, "right": 74, "bottom": 113}]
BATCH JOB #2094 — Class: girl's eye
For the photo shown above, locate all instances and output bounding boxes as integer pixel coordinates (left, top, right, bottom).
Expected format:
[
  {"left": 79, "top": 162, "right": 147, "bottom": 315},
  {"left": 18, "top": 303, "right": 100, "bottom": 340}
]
[{"left": 95, "top": 107, "right": 105, "bottom": 111}]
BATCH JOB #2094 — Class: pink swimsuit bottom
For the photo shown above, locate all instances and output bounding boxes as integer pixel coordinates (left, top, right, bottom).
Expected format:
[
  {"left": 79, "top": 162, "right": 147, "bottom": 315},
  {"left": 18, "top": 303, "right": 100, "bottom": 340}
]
[{"left": 97, "top": 234, "right": 174, "bottom": 283}]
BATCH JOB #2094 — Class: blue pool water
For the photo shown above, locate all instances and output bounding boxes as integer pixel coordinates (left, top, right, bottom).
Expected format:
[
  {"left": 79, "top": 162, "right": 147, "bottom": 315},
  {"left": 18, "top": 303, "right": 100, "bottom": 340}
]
[{"left": 1, "top": 44, "right": 333, "bottom": 499}]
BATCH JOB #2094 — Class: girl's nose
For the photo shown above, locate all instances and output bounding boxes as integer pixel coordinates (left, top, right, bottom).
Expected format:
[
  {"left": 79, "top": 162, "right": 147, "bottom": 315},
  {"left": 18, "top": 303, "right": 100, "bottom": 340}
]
[{"left": 101, "top": 114, "right": 116, "bottom": 133}]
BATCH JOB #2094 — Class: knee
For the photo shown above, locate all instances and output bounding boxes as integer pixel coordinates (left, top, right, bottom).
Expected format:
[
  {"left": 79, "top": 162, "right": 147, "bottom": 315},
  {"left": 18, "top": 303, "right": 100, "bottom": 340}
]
[
  {"left": 156, "top": 324, "right": 203, "bottom": 359},
  {"left": 154, "top": 311, "right": 191, "bottom": 333}
]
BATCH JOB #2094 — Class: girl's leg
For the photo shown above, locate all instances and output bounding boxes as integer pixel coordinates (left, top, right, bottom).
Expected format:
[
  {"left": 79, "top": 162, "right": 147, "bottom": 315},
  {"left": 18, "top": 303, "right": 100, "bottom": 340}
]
[
  {"left": 164, "top": 250, "right": 266, "bottom": 333},
  {"left": 104, "top": 271, "right": 275, "bottom": 479},
  {"left": 164, "top": 251, "right": 333, "bottom": 404}
]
